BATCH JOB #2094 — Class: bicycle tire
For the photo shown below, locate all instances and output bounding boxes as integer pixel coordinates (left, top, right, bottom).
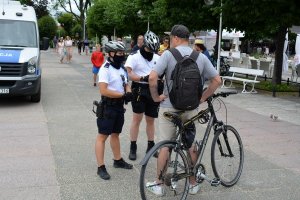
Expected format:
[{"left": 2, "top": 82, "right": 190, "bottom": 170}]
[
  {"left": 140, "top": 141, "right": 190, "bottom": 200},
  {"left": 211, "top": 125, "right": 244, "bottom": 187}
]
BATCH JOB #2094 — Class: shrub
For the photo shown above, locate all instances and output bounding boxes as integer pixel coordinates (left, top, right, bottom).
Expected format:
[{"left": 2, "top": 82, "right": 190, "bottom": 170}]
[{"left": 38, "top": 15, "right": 57, "bottom": 39}]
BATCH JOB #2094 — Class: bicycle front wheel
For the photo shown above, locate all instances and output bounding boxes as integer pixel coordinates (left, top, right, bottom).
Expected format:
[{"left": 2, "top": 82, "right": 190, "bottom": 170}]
[
  {"left": 140, "top": 141, "right": 190, "bottom": 200},
  {"left": 211, "top": 125, "right": 244, "bottom": 187}
]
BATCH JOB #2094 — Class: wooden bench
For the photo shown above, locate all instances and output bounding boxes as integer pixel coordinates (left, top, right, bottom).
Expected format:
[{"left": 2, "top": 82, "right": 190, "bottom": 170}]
[{"left": 221, "top": 67, "right": 264, "bottom": 93}]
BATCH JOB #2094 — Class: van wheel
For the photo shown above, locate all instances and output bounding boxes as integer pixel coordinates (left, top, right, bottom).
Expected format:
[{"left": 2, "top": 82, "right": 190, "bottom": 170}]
[{"left": 31, "top": 87, "right": 41, "bottom": 103}]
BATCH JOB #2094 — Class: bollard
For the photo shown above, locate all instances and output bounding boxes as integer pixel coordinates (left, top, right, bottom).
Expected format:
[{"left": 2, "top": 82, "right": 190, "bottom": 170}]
[
  {"left": 272, "top": 85, "right": 276, "bottom": 97},
  {"left": 287, "top": 78, "right": 290, "bottom": 86}
]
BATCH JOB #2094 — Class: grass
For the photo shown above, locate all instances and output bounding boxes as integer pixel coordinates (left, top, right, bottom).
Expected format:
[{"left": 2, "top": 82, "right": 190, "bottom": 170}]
[{"left": 256, "top": 80, "right": 299, "bottom": 92}]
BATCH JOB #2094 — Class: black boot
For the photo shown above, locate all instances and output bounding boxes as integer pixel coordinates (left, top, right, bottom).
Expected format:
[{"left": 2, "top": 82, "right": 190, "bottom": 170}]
[
  {"left": 129, "top": 142, "right": 137, "bottom": 160},
  {"left": 113, "top": 158, "right": 133, "bottom": 169},
  {"left": 97, "top": 165, "right": 111, "bottom": 180},
  {"left": 146, "top": 141, "right": 158, "bottom": 158}
]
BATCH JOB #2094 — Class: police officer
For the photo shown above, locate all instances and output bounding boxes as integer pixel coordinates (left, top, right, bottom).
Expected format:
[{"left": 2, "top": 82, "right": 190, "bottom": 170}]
[
  {"left": 125, "top": 31, "right": 161, "bottom": 160},
  {"left": 95, "top": 41, "right": 133, "bottom": 180}
]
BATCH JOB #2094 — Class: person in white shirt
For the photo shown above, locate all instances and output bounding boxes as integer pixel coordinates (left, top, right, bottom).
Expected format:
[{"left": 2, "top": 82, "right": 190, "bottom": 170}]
[
  {"left": 95, "top": 41, "right": 133, "bottom": 180},
  {"left": 125, "top": 31, "right": 161, "bottom": 160},
  {"left": 64, "top": 36, "right": 73, "bottom": 63}
]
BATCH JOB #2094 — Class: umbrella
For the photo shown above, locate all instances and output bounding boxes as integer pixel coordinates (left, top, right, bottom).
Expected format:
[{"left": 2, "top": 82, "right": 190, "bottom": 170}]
[{"left": 282, "top": 31, "right": 288, "bottom": 72}]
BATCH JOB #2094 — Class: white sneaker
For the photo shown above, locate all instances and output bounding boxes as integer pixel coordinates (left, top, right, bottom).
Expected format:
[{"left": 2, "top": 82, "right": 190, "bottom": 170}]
[
  {"left": 146, "top": 181, "right": 165, "bottom": 196},
  {"left": 189, "top": 183, "right": 200, "bottom": 195}
]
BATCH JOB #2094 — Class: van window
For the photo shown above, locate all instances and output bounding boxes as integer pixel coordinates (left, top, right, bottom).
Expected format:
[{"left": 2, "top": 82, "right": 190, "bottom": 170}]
[{"left": 0, "top": 20, "right": 37, "bottom": 47}]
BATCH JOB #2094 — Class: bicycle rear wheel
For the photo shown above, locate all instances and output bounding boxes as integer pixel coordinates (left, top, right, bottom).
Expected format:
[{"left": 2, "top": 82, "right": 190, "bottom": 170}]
[
  {"left": 211, "top": 125, "right": 244, "bottom": 187},
  {"left": 140, "top": 141, "right": 190, "bottom": 200}
]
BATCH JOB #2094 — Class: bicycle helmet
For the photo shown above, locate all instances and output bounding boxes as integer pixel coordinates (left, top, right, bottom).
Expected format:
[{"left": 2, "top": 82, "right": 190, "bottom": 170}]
[
  {"left": 144, "top": 31, "right": 160, "bottom": 52},
  {"left": 105, "top": 41, "right": 126, "bottom": 53}
]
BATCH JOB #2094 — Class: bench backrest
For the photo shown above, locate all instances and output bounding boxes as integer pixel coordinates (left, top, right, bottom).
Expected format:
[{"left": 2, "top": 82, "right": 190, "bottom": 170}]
[{"left": 229, "top": 67, "right": 264, "bottom": 76}]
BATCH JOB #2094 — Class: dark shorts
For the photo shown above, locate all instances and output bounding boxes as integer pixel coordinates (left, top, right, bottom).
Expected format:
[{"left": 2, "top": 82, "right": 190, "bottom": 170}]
[
  {"left": 131, "top": 84, "right": 159, "bottom": 118},
  {"left": 97, "top": 105, "right": 124, "bottom": 135}
]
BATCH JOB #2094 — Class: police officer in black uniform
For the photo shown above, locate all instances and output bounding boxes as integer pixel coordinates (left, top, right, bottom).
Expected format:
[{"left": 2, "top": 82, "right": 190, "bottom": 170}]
[{"left": 95, "top": 41, "right": 133, "bottom": 180}]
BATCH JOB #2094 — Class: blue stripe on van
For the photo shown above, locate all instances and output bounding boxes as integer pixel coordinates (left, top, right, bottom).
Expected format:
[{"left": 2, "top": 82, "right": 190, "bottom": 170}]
[{"left": 0, "top": 50, "right": 21, "bottom": 63}]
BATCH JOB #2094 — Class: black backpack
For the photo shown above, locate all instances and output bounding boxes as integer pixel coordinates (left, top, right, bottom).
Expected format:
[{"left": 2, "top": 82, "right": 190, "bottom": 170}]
[{"left": 167, "top": 48, "right": 203, "bottom": 111}]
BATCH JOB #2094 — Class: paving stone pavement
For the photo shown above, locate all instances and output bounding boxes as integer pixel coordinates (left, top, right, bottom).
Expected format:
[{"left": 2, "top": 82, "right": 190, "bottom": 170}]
[{"left": 0, "top": 49, "right": 299, "bottom": 200}]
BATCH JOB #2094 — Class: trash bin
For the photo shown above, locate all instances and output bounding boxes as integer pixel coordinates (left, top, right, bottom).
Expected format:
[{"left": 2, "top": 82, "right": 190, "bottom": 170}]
[{"left": 42, "top": 37, "right": 49, "bottom": 50}]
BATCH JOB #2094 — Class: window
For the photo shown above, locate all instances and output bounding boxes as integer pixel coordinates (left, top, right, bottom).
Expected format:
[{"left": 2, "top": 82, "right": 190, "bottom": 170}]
[{"left": 0, "top": 20, "right": 37, "bottom": 47}]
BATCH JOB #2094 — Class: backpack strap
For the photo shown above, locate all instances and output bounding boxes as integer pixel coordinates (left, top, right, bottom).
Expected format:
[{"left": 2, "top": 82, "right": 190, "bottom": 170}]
[
  {"left": 169, "top": 48, "right": 183, "bottom": 62},
  {"left": 190, "top": 50, "right": 200, "bottom": 61}
]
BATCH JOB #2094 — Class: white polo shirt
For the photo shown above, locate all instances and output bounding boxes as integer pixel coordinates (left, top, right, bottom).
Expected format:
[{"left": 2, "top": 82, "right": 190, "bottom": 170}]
[
  {"left": 98, "top": 61, "right": 128, "bottom": 95},
  {"left": 125, "top": 50, "right": 160, "bottom": 83}
]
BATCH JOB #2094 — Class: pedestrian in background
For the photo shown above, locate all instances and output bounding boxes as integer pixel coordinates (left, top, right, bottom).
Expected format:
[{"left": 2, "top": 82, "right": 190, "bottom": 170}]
[
  {"left": 158, "top": 36, "right": 170, "bottom": 55},
  {"left": 91, "top": 44, "right": 104, "bottom": 87},
  {"left": 193, "top": 39, "right": 212, "bottom": 62},
  {"left": 83, "top": 39, "right": 89, "bottom": 56},
  {"left": 64, "top": 36, "right": 73, "bottom": 63},
  {"left": 131, "top": 35, "right": 144, "bottom": 53},
  {"left": 95, "top": 41, "right": 133, "bottom": 180},
  {"left": 57, "top": 38, "right": 65, "bottom": 63},
  {"left": 77, "top": 39, "right": 82, "bottom": 55}
]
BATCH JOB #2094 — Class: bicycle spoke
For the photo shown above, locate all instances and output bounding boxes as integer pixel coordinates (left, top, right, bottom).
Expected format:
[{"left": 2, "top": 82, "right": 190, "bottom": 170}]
[
  {"left": 140, "top": 142, "right": 189, "bottom": 200},
  {"left": 211, "top": 125, "right": 244, "bottom": 187}
]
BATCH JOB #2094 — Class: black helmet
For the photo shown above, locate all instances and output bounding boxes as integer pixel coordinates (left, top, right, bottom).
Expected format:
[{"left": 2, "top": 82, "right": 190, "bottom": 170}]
[
  {"left": 144, "top": 31, "right": 160, "bottom": 52},
  {"left": 105, "top": 41, "right": 126, "bottom": 53}
]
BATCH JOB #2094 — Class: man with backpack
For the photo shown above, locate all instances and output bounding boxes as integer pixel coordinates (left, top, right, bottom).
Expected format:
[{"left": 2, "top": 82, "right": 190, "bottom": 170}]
[{"left": 147, "top": 24, "right": 221, "bottom": 196}]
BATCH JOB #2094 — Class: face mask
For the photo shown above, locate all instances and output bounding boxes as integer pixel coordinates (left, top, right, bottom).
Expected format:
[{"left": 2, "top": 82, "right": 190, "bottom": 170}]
[
  {"left": 140, "top": 46, "right": 154, "bottom": 61},
  {"left": 112, "top": 54, "right": 125, "bottom": 69}
]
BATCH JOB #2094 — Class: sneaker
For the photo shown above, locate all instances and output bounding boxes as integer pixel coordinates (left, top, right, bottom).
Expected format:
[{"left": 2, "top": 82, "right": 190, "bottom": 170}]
[
  {"left": 146, "top": 181, "right": 165, "bottom": 196},
  {"left": 129, "top": 149, "right": 137, "bottom": 160},
  {"left": 113, "top": 158, "right": 133, "bottom": 169},
  {"left": 189, "top": 183, "right": 200, "bottom": 195},
  {"left": 97, "top": 165, "right": 111, "bottom": 180}
]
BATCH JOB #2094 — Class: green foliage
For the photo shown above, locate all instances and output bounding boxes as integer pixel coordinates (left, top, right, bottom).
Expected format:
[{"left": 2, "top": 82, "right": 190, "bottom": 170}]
[
  {"left": 57, "top": 27, "right": 67, "bottom": 38},
  {"left": 256, "top": 81, "right": 298, "bottom": 92},
  {"left": 71, "top": 24, "right": 83, "bottom": 39},
  {"left": 38, "top": 15, "right": 57, "bottom": 39},
  {"left": 57, "top": 13, "right": 76, "bottom": 36},
  {"left": 20, "top": 0, "right": 49, "bottom": 19}
]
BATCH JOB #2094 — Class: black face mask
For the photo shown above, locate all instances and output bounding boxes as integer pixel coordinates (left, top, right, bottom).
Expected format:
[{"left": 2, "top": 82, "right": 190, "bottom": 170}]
[
  {"left": 111, "top": 54, "right": 125, "bottom": 69},
  {"left": 140, "top": 46, "right": 154, "bottom": 61}
]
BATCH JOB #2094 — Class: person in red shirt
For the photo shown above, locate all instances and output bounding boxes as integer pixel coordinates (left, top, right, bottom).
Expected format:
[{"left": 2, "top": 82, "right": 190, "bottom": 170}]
[{"left": 91, "top": 44, "right": 105, "bottom": 86}]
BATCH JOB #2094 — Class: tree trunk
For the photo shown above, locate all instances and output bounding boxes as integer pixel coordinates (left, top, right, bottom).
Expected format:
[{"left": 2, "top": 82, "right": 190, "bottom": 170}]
[
  {"left": 272, "top": 26, "right": 287, "bottom": 85},
  {"left": 80, "top": 13, "right": 85, "bottom": 40}
]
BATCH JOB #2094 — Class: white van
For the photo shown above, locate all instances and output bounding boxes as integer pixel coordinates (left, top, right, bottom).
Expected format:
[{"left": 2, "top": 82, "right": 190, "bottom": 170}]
[{"left": 0, "top": 0, "right": 48, "bottom": 102}]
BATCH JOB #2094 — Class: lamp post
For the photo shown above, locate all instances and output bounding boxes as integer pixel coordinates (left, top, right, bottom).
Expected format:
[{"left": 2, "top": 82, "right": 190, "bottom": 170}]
[
  {"left": 204, "top": 0, "right": 222, "bottom": 74},
  {"left": 137, "top": 10, "right": 149, "bottom": 31}
]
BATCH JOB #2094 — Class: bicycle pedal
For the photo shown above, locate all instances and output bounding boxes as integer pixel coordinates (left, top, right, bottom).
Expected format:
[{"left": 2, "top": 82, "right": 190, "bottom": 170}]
[{"left": 210, "top": 178, "right": 221, "bottom": 187}]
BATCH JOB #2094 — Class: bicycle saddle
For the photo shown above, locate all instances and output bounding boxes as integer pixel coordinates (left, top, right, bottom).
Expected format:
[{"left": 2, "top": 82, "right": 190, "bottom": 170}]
[{"left": 163, "top": 111, "right": 184, "bottom": 122}]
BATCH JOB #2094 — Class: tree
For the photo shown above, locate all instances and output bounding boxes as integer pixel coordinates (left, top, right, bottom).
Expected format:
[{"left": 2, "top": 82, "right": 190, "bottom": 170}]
[
  {"left": 38, "top": 15, "right": 57, "bottom": 39},
  {"left": 57, "top": 13, "right": 75, "bottom": 36},
  {"left": 222, "top": 0, "right": 300, "bottom": 84},
  {"left": 20, "top": 0, "right": 49, "bottom": 19},
  {"left": 53, "top": 0, "right": 91, "bottom": 39}
]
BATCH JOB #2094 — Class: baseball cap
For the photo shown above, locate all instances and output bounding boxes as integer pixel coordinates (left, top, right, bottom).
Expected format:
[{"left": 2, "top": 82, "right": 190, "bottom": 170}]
[
  {"left": 194, "top": 39, "right": 204, "bottom": 45},
  {"left": 170, "top": 25, "right": 190, "bottom": 39}
]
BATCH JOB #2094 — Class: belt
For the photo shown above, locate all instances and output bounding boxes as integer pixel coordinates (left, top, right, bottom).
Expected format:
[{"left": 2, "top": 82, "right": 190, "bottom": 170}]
[
  {"left": 101, "top": 96, "right": 124, "bottom": 106},
  {"left": 132, "top": 82, "right": 149, "bottom": 89}
]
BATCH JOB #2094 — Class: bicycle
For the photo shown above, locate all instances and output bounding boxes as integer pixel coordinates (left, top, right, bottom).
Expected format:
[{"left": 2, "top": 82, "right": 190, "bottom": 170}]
[{"left": 139, "top": 91, "right": 244, "bottom": 200}]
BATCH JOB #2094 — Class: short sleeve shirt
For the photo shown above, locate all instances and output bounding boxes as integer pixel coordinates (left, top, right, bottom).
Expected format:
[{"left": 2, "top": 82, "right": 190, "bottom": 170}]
[
  {"left": 125, "top": 50, "right": 160, "bottom": 83},
  {"left": 98, "top": 61, "right": 128, "bottom": 95},
  {"left": 153, "top": 45, "right": 218, "bottom": 108}
]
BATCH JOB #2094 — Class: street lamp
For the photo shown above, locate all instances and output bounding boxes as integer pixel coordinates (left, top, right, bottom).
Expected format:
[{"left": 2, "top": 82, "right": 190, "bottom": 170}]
[
  {"left": 204, "top": 0, "right": 222, "bottom": 74},
  {"left": 137, "top": 10, "right": 149, "bottom": 31}
]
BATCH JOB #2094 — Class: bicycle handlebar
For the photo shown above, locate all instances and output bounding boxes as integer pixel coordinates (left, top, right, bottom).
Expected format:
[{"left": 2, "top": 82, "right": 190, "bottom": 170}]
[{"left": 208, "top": 90, "right": 238, "bottom": 102}]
